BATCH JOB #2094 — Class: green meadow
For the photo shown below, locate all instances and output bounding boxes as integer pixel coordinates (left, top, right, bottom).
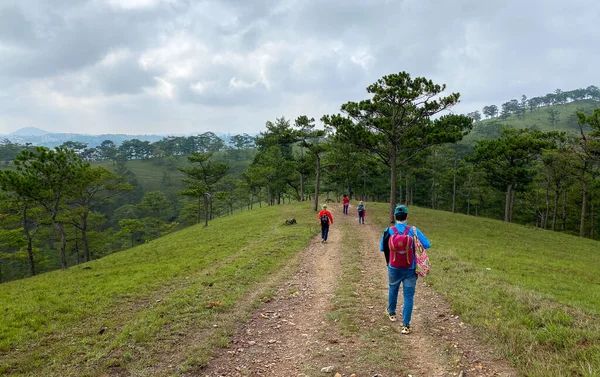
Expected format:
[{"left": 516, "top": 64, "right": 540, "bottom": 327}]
[
  {"left": 2, "top": 201, "right": 600, "bottom": 376},
  {"left": 0, "top": 203, "right": 316, "bottom": 376},
  {"left": 467, "top": 100, "right": 599, "bottom": 141},
  {"left": 368, "top": 203, "right": 600, "bottom": 376},
  {"left": 94, "top": 151, "right": 253, "bottom": 192}
]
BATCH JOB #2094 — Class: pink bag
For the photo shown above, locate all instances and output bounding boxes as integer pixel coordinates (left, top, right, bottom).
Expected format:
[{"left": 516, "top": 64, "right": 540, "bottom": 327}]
[{"left": 413, "top": 227, "right": 431, "bottom": 277}]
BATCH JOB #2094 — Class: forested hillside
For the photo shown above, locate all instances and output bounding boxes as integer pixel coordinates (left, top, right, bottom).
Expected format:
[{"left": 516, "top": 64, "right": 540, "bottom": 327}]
[{"left": 1, "top": 73, "right": 599, "bottom": 285}]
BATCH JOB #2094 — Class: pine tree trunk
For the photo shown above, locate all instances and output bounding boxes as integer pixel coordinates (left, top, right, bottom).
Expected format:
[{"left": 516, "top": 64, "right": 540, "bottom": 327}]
[
  {"left": 580, "top": 179, "right": 587, "bottom": 237},
  {"left": 544, "top": 180, "right": 550, "bottom": 229},
  {"left": 82, "top": 211, "right": 91, "bottom": 262},
  {"left": 389, "top": 146, "right": 397, "bottom": 223},
  {"left": 562, "top": 190, "right": 567, "bottom": 231},
  {"left": 504, "top": 184, "right": 512, "bottom": 222},
  {"left": 55, "top": 222, "right": 67, "bottom": 270},
  {"left": 430, "top": 173, "right": 436, "bottom": 209},
  {"left": 452, "top": 158, "right": 457, "bottom": 213},
  {"left": 579, "top": 159, "right": 588, "bottom": 237},
  {"left": 534, "top": 188, "right": 540, "bottom": 228},
  {"left": 313, "top": 155, "right": 321, "bottom": 212},
  {"left": 23, "top": 206, "right": 36, "bottom": 276},
  {"left": 204, "top": 194, "right": 209, "bottom": 228},
  {"left": 552, "top": 190, "right": 559, "bottom": 231},
  {"left": 197, "top": 197, "right": 201, "bottom": 224},
  {"left": 398, "top": 168, "right": 403, "bottom": 205},
  {"left": 27, "top": 237, "right": 35, "bottom": 276},
  {"left": 589, "top": 201, "right": 594, "bottom": 238},
  {"left": 405, "top": 173, "right": 409, "bottom": 204},
  {"left": 75, "top": 238, "right": 80, "bottom": 265},
  {"left": 510, "top": 188, "right": 516, "bottom": 222},
  {"left": 82, "top": 228, "right": 91, "bottom": 262}
]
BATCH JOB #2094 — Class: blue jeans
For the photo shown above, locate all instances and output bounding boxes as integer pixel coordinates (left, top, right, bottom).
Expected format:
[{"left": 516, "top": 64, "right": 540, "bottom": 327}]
[
  {"left": 343, "top": 204, "right": 348, "bottom": 214},
  {"left": 358, "top": 211, "right": 365, "bottom": 224},
  {"left": 388, "top": 267, "right": 418, "bottom": 326},
  {"left": 321, "top": 224, "right": 329, "bottom": 241}
]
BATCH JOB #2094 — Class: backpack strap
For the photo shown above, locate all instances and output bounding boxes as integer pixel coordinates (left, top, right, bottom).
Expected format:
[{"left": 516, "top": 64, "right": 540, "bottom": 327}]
[
  {"left": 389, "top": 226, "right": 397, "bottom": 263},
  {"left": 402, "top": 226, "right": 412, "bottom": 265}
]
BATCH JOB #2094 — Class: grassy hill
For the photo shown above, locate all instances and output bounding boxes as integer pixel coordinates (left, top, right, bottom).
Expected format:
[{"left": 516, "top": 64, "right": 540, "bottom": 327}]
[
  {"left": 367, "top": 203, "right": 600, "bottom": 376},
  {"left": 95, "top": 151, "right": 254, "bottom": 192},
  {"left": 468, "top": 100, "right": 599, "bottom": 141},
  {"left": 0, "top": 203, "right": 315, "bottom": 376},
  {"left": 2, "top": 202, "right": 599, "bottom": 376},
  {"left": 96, "top": 158, "right": 187, "bottom": 192}
]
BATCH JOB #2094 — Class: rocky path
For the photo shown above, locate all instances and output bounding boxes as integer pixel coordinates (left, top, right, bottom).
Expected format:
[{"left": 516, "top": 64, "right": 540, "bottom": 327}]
[{"left": 195, "top": 204, "right": 519, "bottom": 377}]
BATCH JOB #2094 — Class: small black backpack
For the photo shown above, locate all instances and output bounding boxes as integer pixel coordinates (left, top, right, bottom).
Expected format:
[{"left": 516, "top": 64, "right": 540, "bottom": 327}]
[{"left": 321, "top": 213, "right": 329, "bottom": 225}]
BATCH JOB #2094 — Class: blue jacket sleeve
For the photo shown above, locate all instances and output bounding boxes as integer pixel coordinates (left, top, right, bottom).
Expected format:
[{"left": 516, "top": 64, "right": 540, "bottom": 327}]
[
  {"left": 415, "top": 227, "right": 431, "bottom": 249},
  {"left": 379, "top": 228, "right": 386, "bottom": 251}
]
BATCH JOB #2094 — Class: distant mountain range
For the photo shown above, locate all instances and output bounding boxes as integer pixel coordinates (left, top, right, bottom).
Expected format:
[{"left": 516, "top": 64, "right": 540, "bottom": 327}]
[
  {"left": 0, "top": 127, "right": 234, "bottom": 147},
  {"left": 9, "top": 127, "right": 50, "bottom": 136}
]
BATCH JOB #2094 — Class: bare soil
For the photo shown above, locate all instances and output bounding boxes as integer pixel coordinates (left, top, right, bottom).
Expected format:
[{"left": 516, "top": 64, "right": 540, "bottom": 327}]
[{"left": 194, "top": 204, "right": 519, "bottom": 377}]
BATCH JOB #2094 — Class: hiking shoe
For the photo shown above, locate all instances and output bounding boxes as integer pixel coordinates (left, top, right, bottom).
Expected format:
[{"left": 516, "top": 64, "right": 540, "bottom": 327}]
[
  {"left": 385, "top": 309, "right": 397, "bottom": 322},
  {"left": 401, "top": 325, "right": 412, "bottom": 334}
]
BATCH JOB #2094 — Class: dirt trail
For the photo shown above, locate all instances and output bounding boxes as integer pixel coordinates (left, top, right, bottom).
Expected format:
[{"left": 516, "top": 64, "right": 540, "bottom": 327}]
[
  {"left": 195, "top": 204, "right": 519, "bottom": 377},
  {"left": 197, "top": 208, "right": 342, "bottom": 376}
]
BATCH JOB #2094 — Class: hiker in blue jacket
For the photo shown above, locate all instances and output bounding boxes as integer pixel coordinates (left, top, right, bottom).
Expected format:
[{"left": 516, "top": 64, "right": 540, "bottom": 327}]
[
  {"left": 379, "top": 205, "right": 431, "bottom": 334},
  {"left": 357, "top": 201, "right": 366, "bottom": 224}
]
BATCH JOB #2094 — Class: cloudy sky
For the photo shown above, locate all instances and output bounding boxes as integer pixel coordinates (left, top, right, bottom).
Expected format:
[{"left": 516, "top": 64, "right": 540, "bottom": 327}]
[{"left": 0, "top": 0, "right": 599, "bottom": 135}]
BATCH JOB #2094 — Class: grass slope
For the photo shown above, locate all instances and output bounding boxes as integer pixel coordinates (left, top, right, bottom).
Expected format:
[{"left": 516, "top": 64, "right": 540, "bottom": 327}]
[
  {"left": 368, "top": 203, "right": 600, "bottom": 376},
  {"left": 0, "top": 202, "right": 316, "bottom": 376},
  {"left": 468, "top": 100, "right": 599, "bottom": 140},
  {"left": 95, "top": 151, "right": 253, "bottom": 192},
  {"left": 95, "top": 158, "right": 187, "bottom": 192}
]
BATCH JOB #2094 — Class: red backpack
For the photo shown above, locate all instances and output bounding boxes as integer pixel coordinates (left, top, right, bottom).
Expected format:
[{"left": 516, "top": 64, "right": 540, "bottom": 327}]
[{"left": 388, "top": 226, "right": 414, "bottom": 269}]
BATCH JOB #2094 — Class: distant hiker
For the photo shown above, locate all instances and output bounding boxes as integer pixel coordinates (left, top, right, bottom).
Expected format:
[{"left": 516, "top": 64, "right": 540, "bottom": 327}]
[
  {"left": 379, "top": 205, "right": 431, "bottom": 334},
  {"left": 342, "top": 194, "right": 349, "bottom": 215},
  {"left": 357, "top": 201, "right": 366, "bottom": 224},
  {"left": 318, "top": 204, "right": 334, "bottom": 243}
]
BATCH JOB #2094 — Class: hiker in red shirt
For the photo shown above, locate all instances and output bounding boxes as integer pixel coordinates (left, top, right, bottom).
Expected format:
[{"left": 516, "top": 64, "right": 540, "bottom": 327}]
[
  {"left": 342, "top": 194, "right": 349, "bottom": 215},
  {"left": 318, "top": 204, "right": 333, "bottom": 243}
]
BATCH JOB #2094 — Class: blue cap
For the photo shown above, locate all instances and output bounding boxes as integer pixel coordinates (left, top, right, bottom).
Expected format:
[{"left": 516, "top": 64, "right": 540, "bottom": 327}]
[{"left": 394, "top": 205, "right": 408, "bottom": 215}]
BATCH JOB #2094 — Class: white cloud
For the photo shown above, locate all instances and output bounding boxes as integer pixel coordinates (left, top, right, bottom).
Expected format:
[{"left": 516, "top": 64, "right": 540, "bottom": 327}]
[
  {"left": 350, "top": 50, "right": 374, "bottom": 71},
  {"left": 189, "top": 81, "right": 215, "bottom": 94},
  {"left": 139, "top": 33, "right": 210, "bottom": 79},
  {"left": 103, "top": 0, "right": 173, "bottom": 10},
  {"left": 229, "top": 77, "right": 258, "bottom": 90},
  {"left": 99, "top": 48, "right": 132, "bottom": 68},
  {"left": 144, "top": 77, "right": 175, "bottom": 99}
]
